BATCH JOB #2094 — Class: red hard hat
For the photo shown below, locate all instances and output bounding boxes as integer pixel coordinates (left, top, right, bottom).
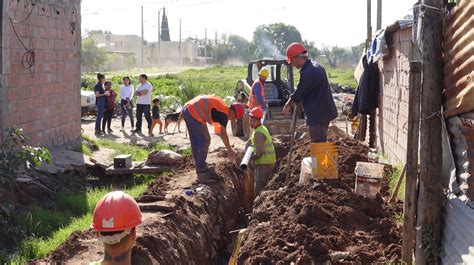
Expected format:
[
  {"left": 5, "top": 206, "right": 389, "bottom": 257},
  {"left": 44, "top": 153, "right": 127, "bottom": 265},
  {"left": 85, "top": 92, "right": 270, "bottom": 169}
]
[
  {"left": 92, "top": 191, "right": 143, "bottom": 232},
  {"left": 232, "top": 103, "right": 245, "bottom": 119},
  {"left": 249, "top": 107, "right": 264, "bottom": 119},
  {"left": 286, "top": 43, "right": 307, "bottom": 63}
]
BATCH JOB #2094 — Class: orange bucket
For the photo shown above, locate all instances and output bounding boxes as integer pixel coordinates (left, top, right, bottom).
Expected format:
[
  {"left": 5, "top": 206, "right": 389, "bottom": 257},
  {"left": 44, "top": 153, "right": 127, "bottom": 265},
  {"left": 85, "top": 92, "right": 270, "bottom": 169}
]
[{"left": 310, "top": 142, "right": 338, "bottom": 180}]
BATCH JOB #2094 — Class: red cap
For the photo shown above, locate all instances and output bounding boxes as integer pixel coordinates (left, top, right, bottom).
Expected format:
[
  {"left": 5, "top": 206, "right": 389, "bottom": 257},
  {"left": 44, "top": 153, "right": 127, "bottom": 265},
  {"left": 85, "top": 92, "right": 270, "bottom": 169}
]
[
  {"left": 286, "top": 43, "right": 307, "bottom": 63},
  {"left": 92, "top": 191, "right": 143, "bottom": 232},
  {"left": 231, "top": 103, "right": 245, "bottom": 119},
  {"left": 249, "top": 107, "right": 264, "bottom": 119}
]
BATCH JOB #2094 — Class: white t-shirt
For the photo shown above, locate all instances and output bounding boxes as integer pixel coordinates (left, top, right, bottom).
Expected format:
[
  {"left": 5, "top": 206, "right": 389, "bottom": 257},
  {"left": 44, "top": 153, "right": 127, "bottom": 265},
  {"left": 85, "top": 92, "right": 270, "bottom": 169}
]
[
  {"left": 120, "top": 85, "right": 134, "bottom": 101},
  {"left": 135, "top": 82, "right": 153, "bottom": 105}
]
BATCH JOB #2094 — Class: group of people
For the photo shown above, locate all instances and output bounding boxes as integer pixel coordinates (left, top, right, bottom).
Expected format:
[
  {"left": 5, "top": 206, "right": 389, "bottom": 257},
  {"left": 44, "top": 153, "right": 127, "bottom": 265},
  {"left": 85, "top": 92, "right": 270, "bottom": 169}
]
[
  {"left": 88, "top": 42, "right": 337, "bottom": 265},
  {"left": 94, "top": 73, "right": 164, "bottom": 136}
]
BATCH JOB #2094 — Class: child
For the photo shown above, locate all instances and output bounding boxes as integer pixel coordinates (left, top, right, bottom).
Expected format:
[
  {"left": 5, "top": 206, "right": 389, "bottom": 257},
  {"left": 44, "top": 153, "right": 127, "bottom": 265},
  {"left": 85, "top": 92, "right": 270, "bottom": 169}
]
[
  {"left": 150, "top": 97, "right": 163, "bottom": 136},
  {"left": 102, "top": 82, "right": 117, "bottom": 133}
]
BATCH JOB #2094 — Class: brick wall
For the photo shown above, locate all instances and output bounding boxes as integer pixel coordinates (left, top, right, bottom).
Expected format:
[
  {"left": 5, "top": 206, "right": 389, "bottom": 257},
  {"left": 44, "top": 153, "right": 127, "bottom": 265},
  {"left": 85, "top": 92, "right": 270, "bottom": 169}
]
[
  {"left": 0, "top": 0, "right": 81, "bottom": 145},
  {"left": 376, "top": 27, "right": 412, "bottom": 164}
]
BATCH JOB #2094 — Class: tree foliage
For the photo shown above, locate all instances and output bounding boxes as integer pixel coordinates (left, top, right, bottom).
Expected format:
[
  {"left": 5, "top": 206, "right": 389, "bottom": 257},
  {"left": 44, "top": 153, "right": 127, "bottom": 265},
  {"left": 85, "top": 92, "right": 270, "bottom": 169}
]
[
  {"left": 161, "top": 8, "right": 171, "bottom": 41},
  {"left": 250, "top": 23, "right": 303, "bottom": 59},
  {"left": 322, "top": 45, "right": 349, "bottom": 69},
  {"left": 81, "top": 37, "right": 107, "bottom": 72}
]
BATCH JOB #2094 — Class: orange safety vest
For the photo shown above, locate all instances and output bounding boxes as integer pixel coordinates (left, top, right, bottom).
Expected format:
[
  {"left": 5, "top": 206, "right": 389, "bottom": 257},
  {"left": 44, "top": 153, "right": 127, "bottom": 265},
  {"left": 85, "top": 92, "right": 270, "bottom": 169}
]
[
  {"left": 248, "top": 79, "right": 265, "bottom": 109},
  {"left": 185, "top": 95, "right": 229, "bottom": 125}
]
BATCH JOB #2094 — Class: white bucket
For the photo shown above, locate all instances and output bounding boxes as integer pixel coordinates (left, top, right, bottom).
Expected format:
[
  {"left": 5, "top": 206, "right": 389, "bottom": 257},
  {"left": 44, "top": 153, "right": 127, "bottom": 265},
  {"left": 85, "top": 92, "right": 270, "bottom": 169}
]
[{"left": 299, "top": 157, "right": 314, "bottom": 184}]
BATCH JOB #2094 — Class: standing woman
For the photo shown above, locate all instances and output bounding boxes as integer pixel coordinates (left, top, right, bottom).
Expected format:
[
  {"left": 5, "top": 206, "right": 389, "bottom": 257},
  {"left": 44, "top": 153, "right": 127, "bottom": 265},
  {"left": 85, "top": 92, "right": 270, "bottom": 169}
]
[
  {"left": 120, "top": 77, "right": 135, "bottom": 131},
  {"left": 102, "top": 81, "right": 117, "bottom": 133},
  {"left": 94, "top": 73, "right": 109, "bottom": 135}
]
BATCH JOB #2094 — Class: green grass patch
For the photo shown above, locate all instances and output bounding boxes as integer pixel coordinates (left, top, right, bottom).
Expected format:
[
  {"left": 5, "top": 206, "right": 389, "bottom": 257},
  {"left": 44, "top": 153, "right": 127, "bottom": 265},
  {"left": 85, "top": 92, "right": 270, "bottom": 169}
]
[
  {"left": 326, "top": 67, "right": 357, "bottom": 88},
  {"left": 9, "top": 175, "right": 155, "bottom": 263},
  {"left": 96, "top": 139, "right": 176, "bottom": 161},
  {"left": 72, "top": 143, "right": 92, "bottom": 156},
  {"left": 388, "top": 163, "right": 405, "bottom": 201}
]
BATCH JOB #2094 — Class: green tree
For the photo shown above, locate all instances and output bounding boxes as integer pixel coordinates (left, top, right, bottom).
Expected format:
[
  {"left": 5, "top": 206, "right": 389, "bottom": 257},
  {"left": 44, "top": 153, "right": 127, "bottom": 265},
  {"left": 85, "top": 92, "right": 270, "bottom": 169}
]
[
  {"left": 303, "top": 40, "right": 320, "bottom": 59},
  {"left": 322, "top": 45, "right": 349, "bottom": 68},
  {"left": 228, "top": 34, "right": 250, "bottom": 62},
  {"left": 250, "top": 23, "right": 303, "bottom": 59},
  {"left": 161, "top": 8, "right": 171, "bottom": 41},
  {"left": 81, "top": 37, "right": 107, "bottom": 72}
]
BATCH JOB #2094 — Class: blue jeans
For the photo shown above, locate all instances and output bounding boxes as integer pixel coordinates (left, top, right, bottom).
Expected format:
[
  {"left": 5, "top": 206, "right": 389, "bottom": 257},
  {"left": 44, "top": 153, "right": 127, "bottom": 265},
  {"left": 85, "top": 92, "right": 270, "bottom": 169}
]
[
  {"left": 120, "top": 100, "right": 134, "bottom": 128},
  {"left": 183, "top": 107, "right": 210, "bottom": 170},
  {"left": 95, "top": 98, "right": 106, "bottom": 131}
]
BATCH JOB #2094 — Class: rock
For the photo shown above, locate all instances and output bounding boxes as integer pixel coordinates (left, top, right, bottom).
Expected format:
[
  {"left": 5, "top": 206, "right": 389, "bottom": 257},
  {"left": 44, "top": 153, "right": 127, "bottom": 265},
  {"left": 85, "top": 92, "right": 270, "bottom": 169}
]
[{"left": 329, "top": 251, "right": 350, "bottom": 261}]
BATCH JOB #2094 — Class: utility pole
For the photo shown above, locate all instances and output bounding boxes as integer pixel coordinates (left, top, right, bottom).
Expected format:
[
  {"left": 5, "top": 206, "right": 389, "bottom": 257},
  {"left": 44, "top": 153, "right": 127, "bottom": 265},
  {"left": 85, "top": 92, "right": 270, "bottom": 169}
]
[
  {"left": 376, "top": 0, "right": 382, "bottom": 30},
  {"left": 358, "top": 0, "right": 372, "bottom": 143},
  {"left": 141, "top": 5, "right": 144, "bottom": 66},
  {"left": 179, "top": 18, "right": 182, "bottom": 67},
  {"left": 415, "top": 0, "right": 444, "bottom": 263},
  {"left": 158, "top": 9, "right": 161, "bottom": 66},
  {"left": 204, "top": 28, "right": 207, "bottom": 65}
]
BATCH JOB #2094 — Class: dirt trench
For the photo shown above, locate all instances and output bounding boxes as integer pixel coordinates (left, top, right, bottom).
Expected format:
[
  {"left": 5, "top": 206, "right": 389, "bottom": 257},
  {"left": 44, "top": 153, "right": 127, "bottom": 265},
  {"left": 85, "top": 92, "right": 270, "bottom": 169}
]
[
  {"left": 41, "top": 152, "right": 247, "bottom": 264},
  {"left": 41, "top": 127, "right": 402, "bottom": 264}
]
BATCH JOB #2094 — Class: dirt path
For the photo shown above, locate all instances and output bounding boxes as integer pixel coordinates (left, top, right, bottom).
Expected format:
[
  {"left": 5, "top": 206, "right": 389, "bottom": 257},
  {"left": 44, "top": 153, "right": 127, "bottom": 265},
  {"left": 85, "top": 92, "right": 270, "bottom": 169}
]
[{"left": 82, "top": 117, "right": 246, "bottom": 152}]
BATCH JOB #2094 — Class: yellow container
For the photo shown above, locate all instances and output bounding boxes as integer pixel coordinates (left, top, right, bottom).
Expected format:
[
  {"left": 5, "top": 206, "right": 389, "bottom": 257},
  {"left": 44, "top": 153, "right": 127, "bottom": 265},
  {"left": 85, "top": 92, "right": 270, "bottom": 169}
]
[{"left": 310, "top": 142, "right": 338, "bottom": 180}]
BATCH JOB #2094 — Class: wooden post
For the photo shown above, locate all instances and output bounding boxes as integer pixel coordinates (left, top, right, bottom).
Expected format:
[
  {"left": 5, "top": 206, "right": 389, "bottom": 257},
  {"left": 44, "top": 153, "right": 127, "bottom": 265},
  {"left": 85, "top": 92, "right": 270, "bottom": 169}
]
[
  {"left": 390, "top": 163, "right": 406, "bottom": 203},
  {"left": 376, "top": 0, "right": 382, "bottom": 30},
  {"left": 415, "top": 0, "right": 444, "bottom": 263},
  {"left": 402, "top": 62, "right": 421, "bottom": 264}
]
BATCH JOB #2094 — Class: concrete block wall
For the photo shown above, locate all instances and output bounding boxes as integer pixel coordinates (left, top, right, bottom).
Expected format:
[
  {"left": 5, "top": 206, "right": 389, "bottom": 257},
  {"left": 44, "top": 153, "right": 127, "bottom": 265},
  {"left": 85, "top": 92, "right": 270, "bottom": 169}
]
[
  {"left": 1, "top": 0, "right": 81, "bottom": 145},
  {"left": 376, "top": 27, "right": 412, "bottom": 164}
]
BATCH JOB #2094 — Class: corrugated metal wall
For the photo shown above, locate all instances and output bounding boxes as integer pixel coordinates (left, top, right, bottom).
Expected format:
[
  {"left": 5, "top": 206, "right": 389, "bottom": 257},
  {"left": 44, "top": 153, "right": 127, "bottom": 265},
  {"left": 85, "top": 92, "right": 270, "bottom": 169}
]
[
  {"left": 443, "top": 0, "right": 474, "bottom": 117},
  {"left": 442, "top": 1, "right": 474, "bottom": 264}
]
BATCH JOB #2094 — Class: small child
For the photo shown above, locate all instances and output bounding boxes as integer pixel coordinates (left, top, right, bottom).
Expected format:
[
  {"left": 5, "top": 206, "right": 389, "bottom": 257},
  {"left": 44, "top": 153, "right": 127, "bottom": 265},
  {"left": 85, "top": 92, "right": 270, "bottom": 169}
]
[
  {"left": 150, "top": 97, "right": 163, "bottom": 136},
  {"left": 102, "top": 82, "right": 117, "bottom": 133}
]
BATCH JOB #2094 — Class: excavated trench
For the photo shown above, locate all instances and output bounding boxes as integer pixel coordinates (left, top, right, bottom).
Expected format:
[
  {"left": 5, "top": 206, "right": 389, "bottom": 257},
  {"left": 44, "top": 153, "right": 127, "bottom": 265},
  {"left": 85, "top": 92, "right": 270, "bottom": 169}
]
[{"left": 43, "top": 127, "right": 401, "bottom": 264}]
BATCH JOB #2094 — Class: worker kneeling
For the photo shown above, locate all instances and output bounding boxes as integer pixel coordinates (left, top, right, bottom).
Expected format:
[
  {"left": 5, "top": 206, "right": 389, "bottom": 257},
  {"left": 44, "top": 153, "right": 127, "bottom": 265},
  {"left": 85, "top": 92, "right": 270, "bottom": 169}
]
[
  {"left": 182, "top": 95, "right": 245, "bottom": 178},
  {"left": 90, "top": 191, "right": 143, "bottom": 265},
  {"left": 247, "top": 107, "right": 276, "bottom": 195}
]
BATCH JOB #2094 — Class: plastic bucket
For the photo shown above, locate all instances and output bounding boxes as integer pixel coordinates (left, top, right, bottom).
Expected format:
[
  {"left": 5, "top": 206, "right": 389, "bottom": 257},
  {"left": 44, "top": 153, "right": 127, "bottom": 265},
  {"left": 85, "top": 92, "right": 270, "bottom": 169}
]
[
  {"left": 299, "top": 157, "right": 313, "bottom": 184},
  {"left": 354, "top": 162, "right": 385, "bottom": 198},
  {"left": 310, "top": 142, "right": 338, "bottom": 180}
]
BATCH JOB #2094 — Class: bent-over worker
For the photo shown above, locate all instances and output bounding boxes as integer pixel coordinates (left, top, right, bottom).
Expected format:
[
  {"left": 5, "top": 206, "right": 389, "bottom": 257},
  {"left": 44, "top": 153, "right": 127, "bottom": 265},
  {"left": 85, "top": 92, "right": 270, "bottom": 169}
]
[
  {"left": 182, "top": 95, "right": 245, "bottom": 175},
  {"left": 247, "top": 107, "right": 276, "bottom": 195},
  {"left": 283, "top": 43, "right": 338, "bottom": 142},
  {"left": 90, "top": 191, "right": 143, "bottom": 265},
  {"left": 248, "top": 68, "right": 270, "bottom": 123}
]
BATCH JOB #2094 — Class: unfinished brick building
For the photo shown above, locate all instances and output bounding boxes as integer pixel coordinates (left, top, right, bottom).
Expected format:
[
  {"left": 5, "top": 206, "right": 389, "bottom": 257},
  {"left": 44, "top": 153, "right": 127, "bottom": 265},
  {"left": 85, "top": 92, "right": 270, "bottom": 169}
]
[{"left": 0, "top": 0, "right": 81, "bottom": 145}]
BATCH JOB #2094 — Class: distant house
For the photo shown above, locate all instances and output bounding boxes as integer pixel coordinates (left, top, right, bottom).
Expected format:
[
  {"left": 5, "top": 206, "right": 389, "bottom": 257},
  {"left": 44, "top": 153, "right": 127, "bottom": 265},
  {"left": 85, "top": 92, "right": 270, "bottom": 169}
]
[{"left": 90, "top": 32, "right": 204, "bottom": 69}]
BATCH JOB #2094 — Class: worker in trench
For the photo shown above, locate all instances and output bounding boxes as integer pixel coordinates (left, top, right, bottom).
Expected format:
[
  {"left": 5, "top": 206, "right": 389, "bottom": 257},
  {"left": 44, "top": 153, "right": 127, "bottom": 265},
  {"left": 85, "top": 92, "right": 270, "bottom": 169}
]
[
  {"left": 182, "top": 95, "right": 245, "bottom": 181},
  {"left": 248, "top": 68, "right": 270, "bottom": 124},
  {"left": 246, "top": 107, "right": 276, "bottom": 195},
  {"left": 90, "top": 191, "right": 143, "bottom": 265},
  {"left": 283, "top": 42, "right": 338, "bottom": 142}
]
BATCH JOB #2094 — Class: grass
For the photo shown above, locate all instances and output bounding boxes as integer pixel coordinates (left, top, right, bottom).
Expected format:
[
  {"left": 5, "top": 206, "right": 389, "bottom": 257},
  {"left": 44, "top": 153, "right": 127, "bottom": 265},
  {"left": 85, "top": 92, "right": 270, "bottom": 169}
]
[
  {"left": 388, "top": 163, "right": 405, "bottom": 201},
  {"left": 96, "top": 139, "right": 178, "bottom": 161},
  {"left": 326, "top": 67, "right": 357, "bottom": 88},
  {"left": 72, "top": 143, "right": 93, "bottom": 156},
  {"left": 8, "top": 175, "right": 155, "bottom": 263}
]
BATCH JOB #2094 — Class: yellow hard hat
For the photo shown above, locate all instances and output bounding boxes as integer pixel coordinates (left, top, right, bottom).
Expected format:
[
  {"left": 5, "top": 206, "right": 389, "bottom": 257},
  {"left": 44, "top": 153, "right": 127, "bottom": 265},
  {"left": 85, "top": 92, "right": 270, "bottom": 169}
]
[{"left": 259, "top": 68, "right": 269, "bottom": 79}]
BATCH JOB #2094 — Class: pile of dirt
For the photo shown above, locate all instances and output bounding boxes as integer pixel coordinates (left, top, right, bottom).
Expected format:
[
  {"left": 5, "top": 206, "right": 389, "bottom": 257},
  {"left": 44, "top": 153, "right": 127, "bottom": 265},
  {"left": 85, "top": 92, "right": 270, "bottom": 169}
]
[{"left": 237, "top": 127, "right": 402, "bottom": 264}]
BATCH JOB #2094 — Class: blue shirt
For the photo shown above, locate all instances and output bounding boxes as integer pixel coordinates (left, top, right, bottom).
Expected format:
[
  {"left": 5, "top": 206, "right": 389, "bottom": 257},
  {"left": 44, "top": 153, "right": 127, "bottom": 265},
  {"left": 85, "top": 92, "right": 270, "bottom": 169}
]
[
  {"left": 290, "top": 60, "right": 338, "bottom": 125},
  {"left": 252, "top": 79, "right": 267, "bottom": 110}
]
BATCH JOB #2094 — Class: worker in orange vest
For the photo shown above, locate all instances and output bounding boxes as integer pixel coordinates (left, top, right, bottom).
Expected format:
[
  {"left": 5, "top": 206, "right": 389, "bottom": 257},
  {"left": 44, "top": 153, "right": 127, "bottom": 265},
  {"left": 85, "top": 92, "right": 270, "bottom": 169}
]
[
  {"left": 248, "top": 68, "right": 269, "bottom": 123},
  {"left": 90, "top": 191, "right": 143, "bottom": 265},
  {"left": 182, "top": 95, "right": 245, "bottom": 177}
]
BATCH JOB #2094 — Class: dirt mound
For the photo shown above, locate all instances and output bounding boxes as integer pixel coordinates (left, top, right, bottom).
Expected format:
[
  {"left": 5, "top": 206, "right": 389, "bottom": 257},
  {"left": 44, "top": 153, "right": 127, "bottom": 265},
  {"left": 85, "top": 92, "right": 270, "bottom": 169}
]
[{"left": 237, "top": 127, "right": 401, "bottom": 264}]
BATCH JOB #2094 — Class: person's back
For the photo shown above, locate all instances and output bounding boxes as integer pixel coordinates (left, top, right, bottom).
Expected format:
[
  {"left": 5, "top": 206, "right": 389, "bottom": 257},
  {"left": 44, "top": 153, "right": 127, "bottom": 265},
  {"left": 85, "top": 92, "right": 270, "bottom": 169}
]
[{"left": 299, "top": 61, "right": 338, "bottom": 125}]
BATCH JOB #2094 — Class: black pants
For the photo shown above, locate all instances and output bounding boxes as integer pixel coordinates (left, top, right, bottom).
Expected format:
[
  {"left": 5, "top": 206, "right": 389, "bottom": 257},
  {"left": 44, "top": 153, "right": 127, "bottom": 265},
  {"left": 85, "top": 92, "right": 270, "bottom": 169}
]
[
  {"left": 102, "top": 109, "right": 114, "bottom": 131},
  {"left": 308, "top": 122, "right": 329, "bottom": 143},
  {"left": 136, "top": 104, "right": 152, "bottom": 131}
]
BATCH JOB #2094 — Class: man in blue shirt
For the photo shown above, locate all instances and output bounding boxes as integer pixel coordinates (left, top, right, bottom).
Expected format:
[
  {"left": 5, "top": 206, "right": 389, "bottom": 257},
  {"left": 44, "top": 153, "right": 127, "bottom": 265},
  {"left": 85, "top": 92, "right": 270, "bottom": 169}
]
[{"left": 283, "top": 43, "right": 338, "bottom": 142}]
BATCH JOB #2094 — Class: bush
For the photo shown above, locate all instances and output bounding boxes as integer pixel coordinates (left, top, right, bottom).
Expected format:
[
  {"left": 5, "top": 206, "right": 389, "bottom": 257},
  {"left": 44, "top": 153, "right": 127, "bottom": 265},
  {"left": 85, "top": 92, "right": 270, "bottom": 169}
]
[{"left": 0, "top": 128, "right": 52, "bottom": 187}]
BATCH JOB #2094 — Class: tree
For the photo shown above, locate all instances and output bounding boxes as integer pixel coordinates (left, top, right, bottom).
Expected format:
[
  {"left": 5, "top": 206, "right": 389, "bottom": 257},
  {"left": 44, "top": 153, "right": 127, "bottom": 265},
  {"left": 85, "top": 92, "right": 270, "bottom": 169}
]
[
  {"left": 250, "top": 23, "right": 303, "bottom": 59},
  {"left": 228, "top": 34, "right": 250, "bottom": 62},
  {"left": 161, "top": 8, "right": 171, "bottom": 41},
  {"left": 81, "top": 37, "right": 107, "bottom": 72},
  {"left": 322, "top": 45, "right": 348, "bottom": 68},
  {"left": 350, "top": 43, "right": 365, "bottom": 64},
  {"left": 303, "top": 40, "right": 320, "bottom": 59}
]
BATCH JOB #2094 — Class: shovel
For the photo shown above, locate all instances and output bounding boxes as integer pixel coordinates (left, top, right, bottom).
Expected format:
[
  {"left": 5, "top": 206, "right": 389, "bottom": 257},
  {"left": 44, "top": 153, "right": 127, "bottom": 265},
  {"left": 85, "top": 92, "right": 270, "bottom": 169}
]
[{"left": 285, "top": 103, "right": 298, "bottom": 179}]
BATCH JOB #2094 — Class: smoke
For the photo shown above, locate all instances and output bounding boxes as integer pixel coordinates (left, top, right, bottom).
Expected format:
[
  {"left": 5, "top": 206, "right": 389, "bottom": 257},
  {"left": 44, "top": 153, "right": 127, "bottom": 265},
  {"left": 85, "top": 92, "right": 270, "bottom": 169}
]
[{"left": 254, "top": 35, "right": 285, "bottom": 60}]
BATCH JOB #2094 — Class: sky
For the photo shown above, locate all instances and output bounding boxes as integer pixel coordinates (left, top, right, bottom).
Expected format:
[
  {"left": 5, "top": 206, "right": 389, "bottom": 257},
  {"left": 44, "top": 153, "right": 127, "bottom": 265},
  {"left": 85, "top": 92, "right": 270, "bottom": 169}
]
[{"left": 81, "top": 0, "right": 416, "bottom": 48}]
